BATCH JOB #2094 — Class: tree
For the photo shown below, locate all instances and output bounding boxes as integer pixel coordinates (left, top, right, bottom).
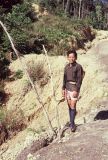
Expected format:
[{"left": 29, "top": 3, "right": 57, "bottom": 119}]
[
  {"left": 0, "top": 1, "right": 32, "bottom": 53},
  {"left": 65, "top": 0, "right": 71, "bottom": 14}
]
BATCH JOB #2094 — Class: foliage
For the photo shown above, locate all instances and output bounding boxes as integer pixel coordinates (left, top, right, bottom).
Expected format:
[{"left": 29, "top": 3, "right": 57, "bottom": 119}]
[
  {"left": 15, "top": 69, "right": 23, "bottom": 79},
  {"left": 0, "top": 109, "right": 5, "bottom": 122},
  {"left": 34, "top": 15, "right": 85, "bottom": 43},
  {"left": 4, "top": 109, "right": 26, "bottom": 133},
  {"left": 33, "top": 14, "right": 95, "bottom": 55},
  {"left": 0, "top": 108, "right": 26, "bottom": 144},
  {"left": 33, "top": 0, "right": 108, "bottom": 30},
  {"left": 0, "top": 0, "right": 107, "bottom": 58},
  {"left": 33, "top": 0, "right": 56, "bottom": 10},
  {"left": 0, "top": 1, "right": 33, "bottom": 54}
]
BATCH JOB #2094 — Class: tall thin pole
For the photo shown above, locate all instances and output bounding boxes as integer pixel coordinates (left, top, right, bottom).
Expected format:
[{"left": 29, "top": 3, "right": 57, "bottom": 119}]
[{"left": 43, "top": 45, "right": 61, "bottom": 140}]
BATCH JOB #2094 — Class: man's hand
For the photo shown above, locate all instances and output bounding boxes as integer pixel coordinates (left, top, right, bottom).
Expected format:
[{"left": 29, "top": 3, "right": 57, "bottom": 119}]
[
  {"left": 62, "top": 89, "right": 66, "bottom": 98},
  {"left": 72, "top": 91, "right": 78, "bottom": 98}
]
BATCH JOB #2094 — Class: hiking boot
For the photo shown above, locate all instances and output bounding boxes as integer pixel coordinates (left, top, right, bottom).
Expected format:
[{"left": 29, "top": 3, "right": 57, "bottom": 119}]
[{"left": 71, "top": 125, "right": 76, "bottom": 132}]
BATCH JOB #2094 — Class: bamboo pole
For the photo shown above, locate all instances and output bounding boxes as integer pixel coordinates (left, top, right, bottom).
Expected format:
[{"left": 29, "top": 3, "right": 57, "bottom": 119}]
[
  {"left": 0, "top": 21, "right": 56, "bottom": 135},
  {"left": 42, "top": 45, "right": 61, "bottom": 140}
]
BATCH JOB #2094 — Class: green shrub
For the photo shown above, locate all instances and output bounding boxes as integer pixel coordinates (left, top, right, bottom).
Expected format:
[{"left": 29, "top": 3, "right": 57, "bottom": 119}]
[
  {"left": 34, "top": 15, "right": 74, "bottom": 44},
  {"left": 0, "top": 109, "right": 5, "bottom": 122},
  {"left": 15, "top": 69, "right": 23, "bottom": 79},
  {"left": 33, "top": 14, "right": 95, "bottom": 48},
  {"left": 1, "top": 2, "right": 32, "bottom": 53}
]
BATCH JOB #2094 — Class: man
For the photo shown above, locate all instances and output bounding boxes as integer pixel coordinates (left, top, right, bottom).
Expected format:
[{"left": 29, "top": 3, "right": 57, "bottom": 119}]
[{"left": 62, "top": 49, "right": 84, "bottom": 132}]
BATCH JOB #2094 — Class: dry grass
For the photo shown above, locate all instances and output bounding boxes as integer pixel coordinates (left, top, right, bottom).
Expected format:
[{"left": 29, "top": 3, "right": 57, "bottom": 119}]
[
  {"left": 0, "top": 81, "right": 9, "bottom": 106},
  {"left": 27, "top": 60, "right": 49, "bottom": 87},
  {"left": 0, "top": 108, "right": 27, "bottom": 145}
]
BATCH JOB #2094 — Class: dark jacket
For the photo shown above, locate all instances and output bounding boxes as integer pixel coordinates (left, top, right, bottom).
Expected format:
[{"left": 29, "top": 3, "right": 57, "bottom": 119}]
[{"left": 62, "top": 62, "right": 84, "bottom": 92}]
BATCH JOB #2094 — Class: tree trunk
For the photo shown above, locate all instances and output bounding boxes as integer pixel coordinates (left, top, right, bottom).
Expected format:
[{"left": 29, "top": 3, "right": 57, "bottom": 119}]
[
  {"left": 82, "top": 0, "right": 84, "bottom": 18},
  {"left": 65, "top": 0, "right": 71, "bottom": 14},
  {"left": 79, "top": 0, "right": 82, "bottom": 19},
  {"left": 63, "top": 0, "right": 65, "bottom": 9}
]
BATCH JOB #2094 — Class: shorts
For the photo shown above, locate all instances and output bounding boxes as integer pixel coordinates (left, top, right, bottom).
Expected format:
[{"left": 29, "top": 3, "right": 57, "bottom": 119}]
[
  {"left": 66, "top": 82, "right": 77, "bottom": 92},
  {"left": 66, "top": 90, "right": 79, "bottom": 101}
]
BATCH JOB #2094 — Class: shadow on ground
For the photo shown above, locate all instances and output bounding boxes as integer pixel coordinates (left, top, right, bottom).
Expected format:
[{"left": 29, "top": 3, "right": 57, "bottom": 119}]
[{"left": 94, "top": 110, "right": 108, "bottom": 120}]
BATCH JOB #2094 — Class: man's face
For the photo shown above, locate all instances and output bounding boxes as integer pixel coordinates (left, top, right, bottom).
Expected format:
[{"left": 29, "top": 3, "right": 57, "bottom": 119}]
[{"left": 67, "top": 53, "right": 76, "bottom": 63}]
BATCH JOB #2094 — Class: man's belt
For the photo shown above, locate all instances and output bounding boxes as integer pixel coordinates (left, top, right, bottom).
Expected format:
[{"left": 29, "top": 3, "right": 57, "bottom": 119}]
[{"left": 68, "top": 81, "right": 76, "bottom": 85}]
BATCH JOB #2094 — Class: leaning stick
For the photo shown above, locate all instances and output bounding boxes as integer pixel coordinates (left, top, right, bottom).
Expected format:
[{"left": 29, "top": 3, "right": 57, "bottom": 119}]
[
  {"left": 43, "top": 45, "right": 61, "bottom": 140},
  {"left": 0, "top": 21, "right": 56, "bottom": 135}
]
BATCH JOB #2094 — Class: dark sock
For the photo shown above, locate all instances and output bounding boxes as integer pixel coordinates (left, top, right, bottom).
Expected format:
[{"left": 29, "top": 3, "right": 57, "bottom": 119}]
[
  {"left": 69, "top": 107, "right": 71, "bottom": 124},
  {"left": 69, "top": 108, "right": 76, "bottom": 128}
]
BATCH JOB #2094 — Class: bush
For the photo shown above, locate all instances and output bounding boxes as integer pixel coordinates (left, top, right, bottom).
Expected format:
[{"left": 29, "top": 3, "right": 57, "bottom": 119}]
[
  {"left": 33, "top": 14, "right": 96, "bottom": 56},
  {"left": 0, "top": 81, "right": 8, "bottom": 106},
  {"left": 3, "top": 108, "right": 26, "bottom": 136},
  {"left": 5, "top": 109, "right": 26, "bottom": 133},
  {"left": 33, "top": 15, "right": 74, "bottom": 44},
  {"left": 0, "top": 108, "right": 27, "bottom": 145},
  {"left": 15, "top": 69, "right": 23, "bottom": 79},
  {"left": 0, "top": 1, "right": 33, "bottom": 53},
  {"left": 27, "top": 60, "right": 49, "bottom": 86},
  {"left": 0, "top": 109, "right": 5, "bottom": 122}
]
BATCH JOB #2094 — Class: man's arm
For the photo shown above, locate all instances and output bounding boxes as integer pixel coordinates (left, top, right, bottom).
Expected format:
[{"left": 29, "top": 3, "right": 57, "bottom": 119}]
[
  {"left": 76, "top": 65, "right": 83, "bottom": 92},
  {"left": 62, "top": 67, "right": 66, "bottom": 97}
]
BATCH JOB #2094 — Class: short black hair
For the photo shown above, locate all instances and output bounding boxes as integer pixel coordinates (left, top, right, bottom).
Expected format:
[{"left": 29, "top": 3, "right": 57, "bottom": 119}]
[{"left": 67, "top": 49, "right": 77, "bottom": 59}]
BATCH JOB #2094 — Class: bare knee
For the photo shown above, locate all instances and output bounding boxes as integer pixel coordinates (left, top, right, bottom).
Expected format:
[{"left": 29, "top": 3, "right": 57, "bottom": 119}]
[
  {"left": 70, "top": 100, "right": 77, "bottom": 109},
  {"left": 67, "top": 99, "right": 71, "bottom": 107}
]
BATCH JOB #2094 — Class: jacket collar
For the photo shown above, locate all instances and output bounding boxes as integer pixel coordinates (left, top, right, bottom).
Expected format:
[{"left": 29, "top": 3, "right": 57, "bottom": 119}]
[{"left": 68, "top": 61, "right": 76, "bottom": 67}]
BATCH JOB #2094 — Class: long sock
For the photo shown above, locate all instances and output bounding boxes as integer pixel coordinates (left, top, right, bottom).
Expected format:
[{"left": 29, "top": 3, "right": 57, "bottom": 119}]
[
  {"left": 70, "top": 108, "right": 76, "bottom": 128},
  {"left": 69, "top": 107, "right": 71, "bottom": 125}
]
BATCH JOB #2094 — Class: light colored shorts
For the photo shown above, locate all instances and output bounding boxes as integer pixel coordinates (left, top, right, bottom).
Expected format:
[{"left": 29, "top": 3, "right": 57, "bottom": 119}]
[{"left": 66, "top": 90, "right": 79, "bottom": 101}]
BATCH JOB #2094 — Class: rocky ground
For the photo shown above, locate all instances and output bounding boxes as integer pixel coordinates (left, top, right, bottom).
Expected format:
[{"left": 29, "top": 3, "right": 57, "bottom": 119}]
[
  {"left": 18, "top": 119, "right": 108, "bottom": 160},
  {"left": 0, "top": 30, "right": 108, "bottom": 160}
]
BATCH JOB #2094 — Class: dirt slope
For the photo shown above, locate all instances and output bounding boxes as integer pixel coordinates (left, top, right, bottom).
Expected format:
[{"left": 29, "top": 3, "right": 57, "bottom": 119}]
[{"left": 0, "top": 31, "right": 108, "bottom": 160}]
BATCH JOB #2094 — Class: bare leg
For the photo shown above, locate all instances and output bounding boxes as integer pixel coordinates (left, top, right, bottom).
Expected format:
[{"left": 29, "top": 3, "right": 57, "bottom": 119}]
[{"left": 70, "top": 99, "right": 77, "bottom": 109}]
